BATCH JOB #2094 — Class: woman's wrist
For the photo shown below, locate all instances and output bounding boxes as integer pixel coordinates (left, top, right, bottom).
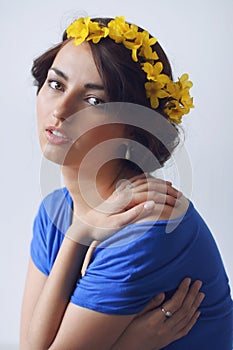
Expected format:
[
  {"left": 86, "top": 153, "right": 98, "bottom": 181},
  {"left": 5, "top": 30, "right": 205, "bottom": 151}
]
[
  {"left": 65, "top": 218, "right": 94, "bottom": 246},
  {"left": 111, "top": 321, "right": 148, "bottom": 350}
]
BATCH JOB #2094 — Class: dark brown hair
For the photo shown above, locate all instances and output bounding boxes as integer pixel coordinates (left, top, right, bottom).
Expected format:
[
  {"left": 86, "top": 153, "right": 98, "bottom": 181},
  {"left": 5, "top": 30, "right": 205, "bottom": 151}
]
[{"left": 32, "top": 17, "right": 180, "bottom": 171}]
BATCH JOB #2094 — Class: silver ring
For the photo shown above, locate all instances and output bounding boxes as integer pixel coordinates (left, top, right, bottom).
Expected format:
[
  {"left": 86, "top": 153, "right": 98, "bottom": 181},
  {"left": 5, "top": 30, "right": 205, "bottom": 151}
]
[
  {"left": 125, "top": 183, "right": 133, "bottom": 190},
  {"left": 161, "top": 306, "right": 173, "bottom": 318}
]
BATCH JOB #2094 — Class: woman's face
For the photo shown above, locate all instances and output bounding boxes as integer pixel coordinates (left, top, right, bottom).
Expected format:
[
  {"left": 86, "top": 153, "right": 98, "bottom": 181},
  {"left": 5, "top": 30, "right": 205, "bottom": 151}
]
[{"left": 37, "top": 40, "right": 126, "bottom": 166}]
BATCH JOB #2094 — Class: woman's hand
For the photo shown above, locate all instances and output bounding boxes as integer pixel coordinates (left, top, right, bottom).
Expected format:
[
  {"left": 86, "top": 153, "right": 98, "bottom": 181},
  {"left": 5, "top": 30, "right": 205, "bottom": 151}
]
[
  {"left": 112, "top": 278, "right": 205, "bottom": 350},
  {"left": 115, "top": 173, "right": 182, "bottom": 209},
  {"left": 67, "top": 174, "right": 182, "bottom": 244}
]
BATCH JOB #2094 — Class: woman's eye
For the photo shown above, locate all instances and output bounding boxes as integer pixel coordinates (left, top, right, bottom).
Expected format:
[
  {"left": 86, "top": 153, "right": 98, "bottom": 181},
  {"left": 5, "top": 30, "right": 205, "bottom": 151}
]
[
  {"left": 87, "top": 97, "right": 104, "bottom": 106},
  {"left": 48, "top": 80, "right": 63, "bottom": 91}
]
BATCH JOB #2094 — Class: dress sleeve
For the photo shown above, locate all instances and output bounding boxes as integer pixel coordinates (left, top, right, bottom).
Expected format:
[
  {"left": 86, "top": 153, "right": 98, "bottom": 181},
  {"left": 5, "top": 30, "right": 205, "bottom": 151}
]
[{"left": 70, "top": 221, "right": 191, "bottom": 315}]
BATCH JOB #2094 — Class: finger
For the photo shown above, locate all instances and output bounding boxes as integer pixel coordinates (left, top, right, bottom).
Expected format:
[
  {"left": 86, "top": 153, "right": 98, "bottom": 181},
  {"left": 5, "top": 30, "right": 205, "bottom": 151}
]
[
  {"left": 179, "top": 280, "right": 203, "bottom": 310},
  {"left": 166, "top": 184, "right": 182, "bottom": 199},
  {"left": 137, "top": 293, "right": 165, "bottom": 316},
  {"left": 126, "top": 191, "right": 165, "bottom": 206},
  {"left": 177, "top": 290, "right": 205, "bottom": 322},
  {"left": 161, "top": 278, "right": 192, "bottom": 314},
  {"left": 129, "top": 173, "right": 148, "bottom": 181},
  {"left": 125, "top": 193, "right": 179, "bottom": 211},
  {"left": 131, "top": 181, "right": 167, "bottom": 195},
  {"left": 116, "top": 173, "right": 148, "bottom": 190},
  {"left": 128, "top": 173, "right": 151, "bottom": 183},
  {"left": 100, "top": 189, "right": 133, "bottom": 214},
  {"left": 114, "top": 200, "right": 155, "bottom": 227},
  {"left": 123, "top": 180, "right": 181, "bottom": 204},
  {"left": 190, "top": 291, "right": 205, "bottom": 310},
  {"left": 130, "top": 175, "right": 179, "bottom": 195},
  {"left": 130, "top": 178, "right": 169, "bottom": 191},
  {"left": 163, "top": 281, "right": 204, "bottom": 327},
  {"left": 172, "top": 311, "right": 201, "bottom": 341},
  {"left": 127, "top": 174, "right": 171, "bottom": 187},
  {"left": 116, "top": 177, "right": 155, "bottom": 191},
  {"left": 126, "top": 173, "right": 179, "bottom": 196},
  {"left": 143, "top": 180, "right": 180, "bottom": 199},
  {"left": 118, "top": 176, "right": 182, "bottom": 204},
  {"left": 130, "top": 180, "right": 181, "bottom": 200},
  {"left": 169, "top": 291, "right": 205, "bottom": 327}
]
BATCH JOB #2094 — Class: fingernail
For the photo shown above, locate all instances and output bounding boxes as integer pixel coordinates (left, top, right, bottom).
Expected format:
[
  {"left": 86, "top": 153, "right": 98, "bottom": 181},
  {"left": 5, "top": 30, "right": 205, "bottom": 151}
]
[
  {"left": 144, "top": 201, "right": 155, "bottom": 210},
  {"left": 159, "top": 292, "right": 165, "bottom": 301},
  {"left": 199, "top": 292, "right": 205, "bottom": 301},
  {"left": 155, "top": 293, "right": 164, "bottom": 302}
]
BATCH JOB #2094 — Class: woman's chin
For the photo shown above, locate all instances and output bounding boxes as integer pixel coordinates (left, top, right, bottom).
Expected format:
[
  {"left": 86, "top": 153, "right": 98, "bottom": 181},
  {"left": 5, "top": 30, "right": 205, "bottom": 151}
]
[
  {"left": 42, "top": 146, "right": 76, "bottom": 166},
  {"left": 42, "top": 146, "right": 69, "bottom": 165}
]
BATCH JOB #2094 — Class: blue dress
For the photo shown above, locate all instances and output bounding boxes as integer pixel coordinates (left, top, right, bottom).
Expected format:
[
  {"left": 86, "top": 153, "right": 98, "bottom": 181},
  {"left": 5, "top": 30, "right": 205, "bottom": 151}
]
[{"left": 31, "top": 188, "right": 233, "bottom": 349}]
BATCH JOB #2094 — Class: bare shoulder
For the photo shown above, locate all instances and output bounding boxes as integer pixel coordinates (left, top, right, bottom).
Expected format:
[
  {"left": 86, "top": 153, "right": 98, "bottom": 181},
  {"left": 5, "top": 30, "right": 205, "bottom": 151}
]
[{"left": 137, "top": 194, "right": 190, "bottom": 223}]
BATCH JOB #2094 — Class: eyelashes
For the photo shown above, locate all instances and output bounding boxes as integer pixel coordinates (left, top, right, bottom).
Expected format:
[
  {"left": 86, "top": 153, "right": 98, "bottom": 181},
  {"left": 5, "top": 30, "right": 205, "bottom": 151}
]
[
  {"left": 47, "top": 79, "right": 63, "bottom": 91},
  {"left": 85, "top": 96, "right": 105, "bottom": 106},
  {"left": 47, "top": 79, "right": 105, "bottom": 106}
]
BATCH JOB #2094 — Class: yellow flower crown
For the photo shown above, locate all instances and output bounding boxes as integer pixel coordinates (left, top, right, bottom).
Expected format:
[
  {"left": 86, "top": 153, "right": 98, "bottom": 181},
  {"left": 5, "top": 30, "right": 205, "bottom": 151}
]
[{"left": 66, "top": 16, "right": 194, "bottom": 124}]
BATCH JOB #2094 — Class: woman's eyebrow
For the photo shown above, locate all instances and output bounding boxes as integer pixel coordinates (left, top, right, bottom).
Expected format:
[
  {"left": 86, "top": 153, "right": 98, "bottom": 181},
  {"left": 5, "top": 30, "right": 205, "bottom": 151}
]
[
  {"left": 48, "top": 68, "right": 104, "bottom": 90},
  {"left": 84, "top": 83, "right": 104, "bottom": 90},
  {"left": 49, "top": 67, "right": 68, "bottom": 80}
]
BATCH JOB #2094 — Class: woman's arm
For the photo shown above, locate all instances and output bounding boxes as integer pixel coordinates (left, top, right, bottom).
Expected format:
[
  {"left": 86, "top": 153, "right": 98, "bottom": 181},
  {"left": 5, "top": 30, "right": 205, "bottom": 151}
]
[
  {"left": 26, "top": 234, "right": 136, "bottom": 349},
  {"left": 27, "top": 199, "right": 152, "bottom": 350},
  {"left": 20, "top": 254, "right": 204, "bottom": 350},
  {"left": 24, "top": 237, "right": 204, "bottom": 350},
  {"left": 22, "top": 177, "right": 199, "bottom": 349},
  {"left": 111, "top": 279, "right": 204, "bottom": 350},
  {"left": 20, "top": 259, "right": 47, "bottom": 350}
]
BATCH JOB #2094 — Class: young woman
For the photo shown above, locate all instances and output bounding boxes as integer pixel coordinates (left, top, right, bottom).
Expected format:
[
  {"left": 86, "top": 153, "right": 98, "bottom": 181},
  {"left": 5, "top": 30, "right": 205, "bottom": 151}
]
[{"left": 20, "top": 16, "right": 232, "bottom": 349}]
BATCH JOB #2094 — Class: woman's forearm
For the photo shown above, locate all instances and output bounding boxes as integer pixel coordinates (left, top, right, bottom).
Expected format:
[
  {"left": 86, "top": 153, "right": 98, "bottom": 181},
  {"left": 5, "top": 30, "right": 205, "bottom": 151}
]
[
  {"left": 111, "top": 326, "right": 145, "bottom": 350},
  {"left": 28, "top": 233, "right": 88, "bottom": 349}
]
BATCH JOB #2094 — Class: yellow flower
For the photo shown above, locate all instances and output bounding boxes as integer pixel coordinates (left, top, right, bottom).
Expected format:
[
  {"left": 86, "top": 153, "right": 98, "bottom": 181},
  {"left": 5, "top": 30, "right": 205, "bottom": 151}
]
[
  {"left": 66, "top": 17, "right": 90, "bottom": 45},
  {"left": 166, "top": 81, "right": 181, "bottom": 100},
  {"left": 164, "top": 100, "right": 184, "bottom": 124},
  {"left": 66, "top": 17, "right": 109, "bottom": 45},
  {"left": 142, "top": 30, "right": 157, "bottom": 47},
  {"left": 143, "top": 64, "right": 194, "bottom": 122},
  {"left": 142, "top": 62, "right": 169, "bottom": 83},
  {"left": 171, "top": 74, "right": 193, "bottom": 100},
  {"left": 166, "top": 74, "right": 194, "bottom": 105},
  {"left": 108, "top": 16, "right": 131, "bottom": 43},
  {"left": 181, "top": 93, "right": 194, "bottom": 111},
  {"left": 88, "top": 21, "right": 109, "bottom": 43},
  {"left": 145, "top": 81, "right": 169, "bottom": 109},
  {"left": 139, "top": 31, "right": 158, "bottom": 60},
  {"left": 65, "top": 16, "right": 195, "bottom": 124},
  {"left": 179, "top": 74, "right": 193, "bottom": 90},
  {"left": 108, "top": 17, "right": 142, "bottom": 61},
  {"left": 123, "top": 23, "right": 139, "bottom": 40},
  {"left": 141, "top": 45, "right": 159, "bottom": 61},
  {"left": 123, "top": 32, "right": 144, "bottom": 61}
]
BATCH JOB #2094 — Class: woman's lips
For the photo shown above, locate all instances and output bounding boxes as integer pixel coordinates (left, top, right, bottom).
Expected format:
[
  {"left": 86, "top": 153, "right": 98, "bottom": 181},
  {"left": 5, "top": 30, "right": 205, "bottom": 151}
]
[{"left": 45, "top": 127, "right": 72, "bottom": 145}]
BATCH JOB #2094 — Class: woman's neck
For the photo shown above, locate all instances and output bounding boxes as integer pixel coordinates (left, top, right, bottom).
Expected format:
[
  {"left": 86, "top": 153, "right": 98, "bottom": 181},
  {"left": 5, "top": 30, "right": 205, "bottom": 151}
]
[{"left": 61, "top": 160, "right": 138, "bottom": 215}]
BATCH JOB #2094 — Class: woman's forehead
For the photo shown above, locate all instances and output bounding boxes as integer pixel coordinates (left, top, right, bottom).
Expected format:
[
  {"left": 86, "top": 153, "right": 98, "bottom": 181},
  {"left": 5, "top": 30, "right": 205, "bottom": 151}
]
[
  {"left": 51, "top": 40, "right": 102, "bottom": 83},
  {"left": 54, "top": 40, "right": 93, "bottom": 63}
]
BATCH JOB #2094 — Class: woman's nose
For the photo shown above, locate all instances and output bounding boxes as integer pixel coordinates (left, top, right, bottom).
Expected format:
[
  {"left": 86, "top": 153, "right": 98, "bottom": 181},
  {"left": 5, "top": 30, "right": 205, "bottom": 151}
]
[{"left": 52, "top": 95, "right": 79, "bottom": 122}]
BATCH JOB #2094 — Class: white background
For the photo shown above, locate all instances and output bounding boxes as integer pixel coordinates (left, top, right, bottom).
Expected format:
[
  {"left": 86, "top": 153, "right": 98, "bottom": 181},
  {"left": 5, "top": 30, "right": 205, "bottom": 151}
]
[{"left": 1, "top": 0, "right": 232, "bottom": 347}]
